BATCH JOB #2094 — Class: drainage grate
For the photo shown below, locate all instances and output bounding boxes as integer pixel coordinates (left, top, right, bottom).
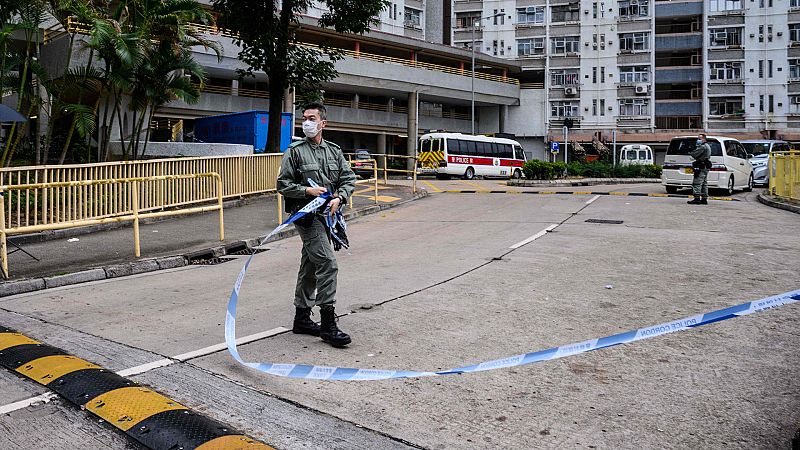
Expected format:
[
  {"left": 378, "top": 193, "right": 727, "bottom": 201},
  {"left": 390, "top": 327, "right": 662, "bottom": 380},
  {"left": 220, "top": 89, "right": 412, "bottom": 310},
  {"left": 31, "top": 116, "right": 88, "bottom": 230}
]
[
  {"left": 585, "top": 218, "right": 624, "bottom": 224},
  {"left": 189, "top": 256, "right": 239, "bottom": 266},
  {"left": 227, "top": 247, "right": 268, "bottom": 256}
]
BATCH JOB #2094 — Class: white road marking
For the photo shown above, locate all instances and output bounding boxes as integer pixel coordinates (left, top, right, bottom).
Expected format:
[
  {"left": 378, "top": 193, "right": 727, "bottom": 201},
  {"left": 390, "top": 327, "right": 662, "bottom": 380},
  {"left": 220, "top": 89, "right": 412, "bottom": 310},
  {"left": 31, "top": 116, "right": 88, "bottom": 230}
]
[
  {"left": 509, "top": 224, "right": 559, "bottom": 249},
  {"left": 0, "top": 393, "right": 57, "bottom": 414},
  {"left": 173, "top": 326, "right": 289, "bottom": 362},
  {"left": 0, "top": 326, "right": 289, "bottom": 414},
  {"left": 585, "top": 195, "right": 601, "bottom": 205}
]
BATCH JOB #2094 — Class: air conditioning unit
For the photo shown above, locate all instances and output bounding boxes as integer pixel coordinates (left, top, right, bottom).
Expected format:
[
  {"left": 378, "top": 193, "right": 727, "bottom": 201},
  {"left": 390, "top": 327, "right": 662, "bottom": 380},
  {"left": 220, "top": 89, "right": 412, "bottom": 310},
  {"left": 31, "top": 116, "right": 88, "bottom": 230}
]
[
  {"left": 565, "top": 86, "right": 578, "bottom": 95},
  {"left": 630, "top": 0, "right": 638, "bottom": 5},
  {"left": 634, "top": 84, "right": 650, "bottom": 94}
]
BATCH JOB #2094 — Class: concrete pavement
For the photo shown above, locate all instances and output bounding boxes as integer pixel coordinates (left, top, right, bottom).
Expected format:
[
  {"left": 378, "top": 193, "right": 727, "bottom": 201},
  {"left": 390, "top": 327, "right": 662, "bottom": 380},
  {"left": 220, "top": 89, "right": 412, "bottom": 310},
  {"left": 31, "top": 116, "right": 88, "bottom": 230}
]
[{"left": 1, "top": 182, "right": 798, "bottom": 449}]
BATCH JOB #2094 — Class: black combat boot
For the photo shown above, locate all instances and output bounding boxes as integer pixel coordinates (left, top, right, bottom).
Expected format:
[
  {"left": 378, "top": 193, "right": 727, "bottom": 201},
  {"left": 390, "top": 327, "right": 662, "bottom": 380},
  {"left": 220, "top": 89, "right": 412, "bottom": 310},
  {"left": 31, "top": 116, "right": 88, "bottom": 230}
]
[
  {"left": 699, "top": 197, "right": 708, "bottom": 205},
  {"left": 319, "top": 305, "right": 351, "bottom": 347},
  {"left": 292, "top": 307, "right": 320, "bottom": 336},
  {"left": 687, "top": 196, "right": 702, "bottom": 204}
]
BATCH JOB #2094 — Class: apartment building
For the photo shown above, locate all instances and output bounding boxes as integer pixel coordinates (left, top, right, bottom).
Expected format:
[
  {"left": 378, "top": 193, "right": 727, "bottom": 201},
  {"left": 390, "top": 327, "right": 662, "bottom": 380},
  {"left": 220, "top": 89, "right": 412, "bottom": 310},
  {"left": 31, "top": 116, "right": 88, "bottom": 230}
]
[{"left": 448, "top": 0, "right": 798, "bottom": 160}]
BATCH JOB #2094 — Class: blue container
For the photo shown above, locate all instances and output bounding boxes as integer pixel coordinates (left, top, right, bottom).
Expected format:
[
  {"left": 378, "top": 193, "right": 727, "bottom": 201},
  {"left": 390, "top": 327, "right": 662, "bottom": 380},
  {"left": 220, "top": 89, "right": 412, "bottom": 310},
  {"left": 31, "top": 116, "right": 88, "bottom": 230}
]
[{"left": 194, "top": 110, "right": 293, "bottom": 152}]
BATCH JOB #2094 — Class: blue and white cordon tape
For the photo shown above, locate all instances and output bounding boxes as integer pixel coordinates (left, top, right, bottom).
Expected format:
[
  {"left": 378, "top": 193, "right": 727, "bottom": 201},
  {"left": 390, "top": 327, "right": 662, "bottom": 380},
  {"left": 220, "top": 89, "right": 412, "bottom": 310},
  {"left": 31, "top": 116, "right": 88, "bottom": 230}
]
[{"left": 225, "top": 183, "right": 799, "bottom": 380}]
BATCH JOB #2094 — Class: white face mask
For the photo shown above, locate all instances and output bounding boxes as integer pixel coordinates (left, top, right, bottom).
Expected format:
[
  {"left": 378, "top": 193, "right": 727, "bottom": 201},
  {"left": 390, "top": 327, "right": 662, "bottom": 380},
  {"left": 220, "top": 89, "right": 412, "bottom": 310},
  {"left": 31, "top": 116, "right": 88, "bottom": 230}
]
[{"left": 302, "top": 120, "right": 320, "bottom": 138}]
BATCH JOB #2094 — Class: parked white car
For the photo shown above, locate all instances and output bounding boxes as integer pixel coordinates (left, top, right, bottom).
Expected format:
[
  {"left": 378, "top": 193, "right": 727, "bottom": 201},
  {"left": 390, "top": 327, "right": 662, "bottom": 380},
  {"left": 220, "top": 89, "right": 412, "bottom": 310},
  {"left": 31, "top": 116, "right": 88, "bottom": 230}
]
[
  {"left": 619, "top": 144, "right": 654, "bottom": 165},
  {"left": 740, "top": 140, "right": 790, "bottom": 186},
  {"left": 662, "top": 136, "right": 754, "bottom": 195}
]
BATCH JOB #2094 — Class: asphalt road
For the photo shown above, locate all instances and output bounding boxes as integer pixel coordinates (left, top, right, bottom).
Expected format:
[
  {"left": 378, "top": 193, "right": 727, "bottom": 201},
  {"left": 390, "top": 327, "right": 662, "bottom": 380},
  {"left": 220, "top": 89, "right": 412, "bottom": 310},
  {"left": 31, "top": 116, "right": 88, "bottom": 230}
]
[{"left": 1, "top": 183, "right": 798, "bottom": 449}]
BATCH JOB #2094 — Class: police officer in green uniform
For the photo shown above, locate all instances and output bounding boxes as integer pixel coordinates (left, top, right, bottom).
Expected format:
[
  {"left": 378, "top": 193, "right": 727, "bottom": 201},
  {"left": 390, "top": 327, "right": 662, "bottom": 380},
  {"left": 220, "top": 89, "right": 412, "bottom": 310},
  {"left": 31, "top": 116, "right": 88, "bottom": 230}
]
[
  {"left": 688, "top": 133, "right": 711, "bottom": 205},
  {"left": 277, "top": 102, "right": 356, "bottom": 347}
]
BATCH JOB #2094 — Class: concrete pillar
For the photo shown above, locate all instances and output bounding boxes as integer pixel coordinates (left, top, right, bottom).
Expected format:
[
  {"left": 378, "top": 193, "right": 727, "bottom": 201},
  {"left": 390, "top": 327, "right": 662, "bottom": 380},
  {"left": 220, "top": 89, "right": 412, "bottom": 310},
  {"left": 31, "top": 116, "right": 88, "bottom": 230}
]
[
  {"left": 353, "top": 93, "right": 359, "bottom": 109},
  {"left": 406, "top": 90, "right": 418, "bottom": 172},
  {"left": 231, "top": 79, "right": 239, "bottom": 97},
  {"left": 377, "top": 132, "right": 387, "bottom": 169},
  {"left": 355, "top": 40, "right": 361, "bottom": 58},
  {"left": 387, "top": 97, "right": 393, "bottom": 113},
  {"left": 499, "top": 105, "right": 507, "bottom": 134}
]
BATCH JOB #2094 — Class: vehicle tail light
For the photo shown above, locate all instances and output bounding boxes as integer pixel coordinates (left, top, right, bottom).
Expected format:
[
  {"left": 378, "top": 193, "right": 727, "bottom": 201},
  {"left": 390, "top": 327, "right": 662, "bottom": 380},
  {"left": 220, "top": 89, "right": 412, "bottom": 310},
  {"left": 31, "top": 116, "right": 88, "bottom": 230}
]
[{"left": 710, "top": 164, "right": 727, "bottom": 171}]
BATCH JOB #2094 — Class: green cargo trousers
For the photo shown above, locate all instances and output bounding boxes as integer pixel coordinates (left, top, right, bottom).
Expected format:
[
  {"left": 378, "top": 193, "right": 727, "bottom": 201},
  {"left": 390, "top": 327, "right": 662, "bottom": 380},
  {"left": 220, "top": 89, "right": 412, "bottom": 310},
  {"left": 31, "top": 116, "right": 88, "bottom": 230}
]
[
  {"left": 692, "top": 168, "right": 709, "bottom": 198},
  {"left": 294, "top": 216, "right": 338, "bottom": 308}
]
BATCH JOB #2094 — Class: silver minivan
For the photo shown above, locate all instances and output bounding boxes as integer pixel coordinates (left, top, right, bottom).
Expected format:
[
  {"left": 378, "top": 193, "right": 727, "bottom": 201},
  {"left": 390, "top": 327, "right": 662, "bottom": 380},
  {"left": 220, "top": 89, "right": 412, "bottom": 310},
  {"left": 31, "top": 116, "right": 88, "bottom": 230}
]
[
  {"left": 740, "top": 140, "right": 790, "bottom": 186},
  {"left": 662, "top": 136, "right": 754, "bottom": 195}
]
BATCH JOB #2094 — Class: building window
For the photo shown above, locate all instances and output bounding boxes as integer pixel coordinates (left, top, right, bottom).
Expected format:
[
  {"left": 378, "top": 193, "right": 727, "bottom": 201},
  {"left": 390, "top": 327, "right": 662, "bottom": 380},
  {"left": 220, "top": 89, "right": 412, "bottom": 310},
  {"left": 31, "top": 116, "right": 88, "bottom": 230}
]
[
  {"left": 792, "top": 0, "right": 800, "bottom": 7},
  {"left": 709, "top": 0, "right": 744, "bottom": 11},
  {"left": 619, "top": 65, "right": 650, "bottom": 83},
  {"left": 592, "top": 2, "right": 598, "bottom": 18},
  {"left": 600, "top": 67, "right": 605, "bottom": 82},
  {"left": 768, "top": 60, "right": 773, "bottom": 78},
  {"left": 618, "top": 98, "right": 650, "bottom": 117},
  {"left": 790, "top": 60, "right": 800, "bottom": 79},
  {"left": 619, "top": 0, "right": 649, "bottom": 18},
  {"left": 517, "top": 37, "right": 545, "bottom": 56},
  {"left": 592, "top": 67, "right": 597, "bottom": 83},
  {"left": 709, "top": 62, "right": 742, "bottom": 80},
  {"left": 600, "top": 99, "right": 606, "bottom": 115},
  {"left": 455, "top": 12, "right": 481, "bottom": 29},
  {"left": 516, "top": 6, "right": 544, "bottom": 24},
  {"left": 551, "top": 36, "right": 580, "bottom": 54},
  {"left": 790, "top": 24, "right": 800, "bottom": 43},
  {"left": 709, "top": 27, "right": 743, "bottom": 47},
  {"left": 709, "top": 97, "right": 744, "bottom": 116},
  {"left": 551, "top": 3, "right": 580, "bottom": 23},
  {"left": 404, "top": 7, "right": 421, "bottom": 28},
  {"left": 551, "top": 101, "right": 580, "bottom": 117},
  {"left": 619, "top": 32, "right": 650, "bottom": 51},
  {"left": 592, "top": 99, "right": 598, "bottom": 115},
  {"left": 759, "top": 60, "right": 764, "bottom": 78},
  {"left": 492, "top": 9, "right": 505, "bottom": 25},
  {"left": 551, "top": 69, "right": 580, "bottom": 86}
]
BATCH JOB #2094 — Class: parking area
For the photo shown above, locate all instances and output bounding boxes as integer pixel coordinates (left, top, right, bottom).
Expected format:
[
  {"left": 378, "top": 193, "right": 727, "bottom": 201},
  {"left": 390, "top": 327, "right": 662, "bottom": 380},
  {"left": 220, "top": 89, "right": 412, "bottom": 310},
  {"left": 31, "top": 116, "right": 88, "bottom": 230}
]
[{"left": 1, "top": 187, "right": 798, "bottom": 449}]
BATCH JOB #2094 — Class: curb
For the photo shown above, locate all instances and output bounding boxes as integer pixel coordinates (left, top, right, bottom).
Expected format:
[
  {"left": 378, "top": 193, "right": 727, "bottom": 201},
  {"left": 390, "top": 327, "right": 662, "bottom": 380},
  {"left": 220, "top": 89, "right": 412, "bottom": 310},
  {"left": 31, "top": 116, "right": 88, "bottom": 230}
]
[
  {"left": 509, "top": 178, "right": 661, "bottom": 187},
  {"left": 0, "top": 190, "right": 428, "bottom": 298},
  {"left": 757, "top": 193, "right": 800, "bottom": 215}
]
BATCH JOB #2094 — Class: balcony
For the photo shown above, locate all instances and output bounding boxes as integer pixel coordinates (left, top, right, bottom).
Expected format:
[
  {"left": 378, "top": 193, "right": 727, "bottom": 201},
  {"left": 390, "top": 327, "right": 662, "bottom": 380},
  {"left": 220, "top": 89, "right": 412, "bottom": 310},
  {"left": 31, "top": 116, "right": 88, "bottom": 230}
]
[
  {"left": 655, "top": 34, "right": 702, "bottom": 51},
  {"left": 655, "top": 1, "right": 703, "bottom": 19},
  {"left": 654, "top": 68, "right": 702, "bottom": 83}
]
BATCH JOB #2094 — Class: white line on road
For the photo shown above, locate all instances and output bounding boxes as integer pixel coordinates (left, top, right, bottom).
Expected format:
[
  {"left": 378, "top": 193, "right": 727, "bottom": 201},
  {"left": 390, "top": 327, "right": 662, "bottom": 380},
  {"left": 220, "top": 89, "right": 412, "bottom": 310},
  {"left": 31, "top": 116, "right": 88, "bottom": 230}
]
[
  {"left": 509, "top": 224, "right": 559, "bottom": 249},
  {"left": 173, "top": 326, "right": 289, "bottom": 361},
  {"left": 0, "top": 392, "right": 57, "bottom": 414},
  {"left": 585, "top": 195, "right": 601, "bottom": 205},
  {"left": 0, "top": 326, "right": 289, "bottom": 414}
]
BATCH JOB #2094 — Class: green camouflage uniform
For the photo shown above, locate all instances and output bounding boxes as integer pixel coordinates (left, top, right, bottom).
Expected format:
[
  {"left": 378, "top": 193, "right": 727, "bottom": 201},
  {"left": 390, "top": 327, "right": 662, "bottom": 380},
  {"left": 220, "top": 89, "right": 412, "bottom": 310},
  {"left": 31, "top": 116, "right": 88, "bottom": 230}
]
[
  {"left": 690, "top": 142, "right": 711, "bottom": 198},
  {"left": 277, "top": 138, "right": 356, "bottom": 308}
]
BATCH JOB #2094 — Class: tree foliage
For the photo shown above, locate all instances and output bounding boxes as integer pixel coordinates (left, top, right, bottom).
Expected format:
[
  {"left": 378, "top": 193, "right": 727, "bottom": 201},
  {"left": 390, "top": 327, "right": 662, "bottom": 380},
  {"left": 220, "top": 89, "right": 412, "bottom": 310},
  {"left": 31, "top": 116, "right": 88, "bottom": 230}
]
[{"left": 212, "top": 0, "right": 388, "bottom": 152}]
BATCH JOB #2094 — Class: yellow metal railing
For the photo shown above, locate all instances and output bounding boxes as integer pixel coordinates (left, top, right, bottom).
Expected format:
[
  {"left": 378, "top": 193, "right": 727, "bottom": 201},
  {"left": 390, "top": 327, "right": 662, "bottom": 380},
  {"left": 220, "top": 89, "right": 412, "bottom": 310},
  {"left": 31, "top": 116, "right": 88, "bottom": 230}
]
[
  {"left": 769, "top": 151, "right": 800, "bottom": 202},
  {"left": 0, "top": 155, "right": 282, "bottom": 230},
  {"left": 0, "top": 173, "right": 225, "bottom": 277},
  {"left": 343, "top": 153, "right": 418, "bottom": 193}
]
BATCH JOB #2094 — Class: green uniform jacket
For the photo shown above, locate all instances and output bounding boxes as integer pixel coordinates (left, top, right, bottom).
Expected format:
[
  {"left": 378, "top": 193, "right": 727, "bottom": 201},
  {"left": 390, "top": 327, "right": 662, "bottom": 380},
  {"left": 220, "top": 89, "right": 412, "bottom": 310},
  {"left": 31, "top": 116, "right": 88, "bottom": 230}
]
[
  {"left": 277, "top": 138, "right": 356, "bottom": 214},
  {"left": 690, "top": 142, "right": 711, "bottom": 162}
]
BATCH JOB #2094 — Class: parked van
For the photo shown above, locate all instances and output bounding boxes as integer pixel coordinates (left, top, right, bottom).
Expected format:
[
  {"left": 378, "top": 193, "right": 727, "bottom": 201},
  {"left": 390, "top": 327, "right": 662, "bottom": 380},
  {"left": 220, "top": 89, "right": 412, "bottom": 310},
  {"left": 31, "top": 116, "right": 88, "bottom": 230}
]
[
  {"left": 619, "top": 145, "right": 654, "bottom": 165},
  {"left": 662, "top": 136, "right": 754, "bottom": 195},
  {"left": 740, "top": 140, "right": 790, "bottom": 186}
]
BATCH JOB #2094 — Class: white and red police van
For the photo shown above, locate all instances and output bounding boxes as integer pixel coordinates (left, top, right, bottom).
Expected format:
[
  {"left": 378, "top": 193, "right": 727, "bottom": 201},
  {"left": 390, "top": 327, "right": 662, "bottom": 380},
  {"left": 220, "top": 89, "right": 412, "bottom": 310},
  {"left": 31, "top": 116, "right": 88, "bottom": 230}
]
[{"left": 417, "top": 133, "right": 527, "bottom": 180}]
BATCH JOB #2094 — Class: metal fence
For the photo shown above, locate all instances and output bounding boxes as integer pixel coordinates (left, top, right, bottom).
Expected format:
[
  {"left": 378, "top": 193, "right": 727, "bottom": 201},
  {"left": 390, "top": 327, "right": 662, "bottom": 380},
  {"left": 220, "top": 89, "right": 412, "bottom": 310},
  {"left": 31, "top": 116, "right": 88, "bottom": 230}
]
[
  {"left": 0, "top": 154, "right": 282, "bottom": 229},
  {"left": 769, "top": 151, "right": 800, "bottom": 202}
]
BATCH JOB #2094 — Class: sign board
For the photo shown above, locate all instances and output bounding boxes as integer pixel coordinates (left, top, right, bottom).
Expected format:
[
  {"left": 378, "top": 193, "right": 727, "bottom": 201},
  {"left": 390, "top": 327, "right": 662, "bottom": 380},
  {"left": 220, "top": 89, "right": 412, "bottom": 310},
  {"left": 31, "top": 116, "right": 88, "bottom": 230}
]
[{"left": 550, "top": 142, "right": 560, "bottom": 154}]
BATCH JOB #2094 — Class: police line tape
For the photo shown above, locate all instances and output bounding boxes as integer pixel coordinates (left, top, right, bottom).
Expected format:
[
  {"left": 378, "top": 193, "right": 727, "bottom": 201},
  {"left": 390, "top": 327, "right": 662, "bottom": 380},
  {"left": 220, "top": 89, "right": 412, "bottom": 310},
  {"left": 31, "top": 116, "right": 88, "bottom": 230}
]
[{"left": 225, "top": 189, "right": 799, "bottom": 380}]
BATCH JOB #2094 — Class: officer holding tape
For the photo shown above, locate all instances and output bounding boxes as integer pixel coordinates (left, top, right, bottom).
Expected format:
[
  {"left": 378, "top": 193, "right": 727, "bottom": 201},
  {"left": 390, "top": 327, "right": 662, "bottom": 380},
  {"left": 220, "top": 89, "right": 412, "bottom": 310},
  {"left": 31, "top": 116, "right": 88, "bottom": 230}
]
[{"left": 277, "top": 102, "right": 356, "bottom": 347}]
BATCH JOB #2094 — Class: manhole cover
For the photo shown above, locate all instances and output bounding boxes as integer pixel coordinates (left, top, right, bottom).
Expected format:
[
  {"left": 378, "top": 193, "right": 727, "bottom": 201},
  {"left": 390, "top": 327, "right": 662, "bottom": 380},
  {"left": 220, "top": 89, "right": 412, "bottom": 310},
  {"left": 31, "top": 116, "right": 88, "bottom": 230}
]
[{"left": 585, "top": 219, "right": 624, "bottom": 224}]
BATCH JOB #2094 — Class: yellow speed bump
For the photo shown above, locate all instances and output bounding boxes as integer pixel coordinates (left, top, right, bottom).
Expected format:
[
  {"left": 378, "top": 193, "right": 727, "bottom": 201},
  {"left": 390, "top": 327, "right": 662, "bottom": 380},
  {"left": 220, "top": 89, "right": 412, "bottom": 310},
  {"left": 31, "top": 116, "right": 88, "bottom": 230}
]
[
  {"left": 87, "top": 386, "right": 188, "bottom": 431},
  {"left": 609, "top": 191, "right": 630, "bottom": 196},
  {"left": 196, "top": 435, "right": 276, "bottom": 450},
  {"left": 15, "top": 355, "right": 100, "bottom": 385},
  {"left": 0, "top": 332, "right": 39, "bottom": 350}
]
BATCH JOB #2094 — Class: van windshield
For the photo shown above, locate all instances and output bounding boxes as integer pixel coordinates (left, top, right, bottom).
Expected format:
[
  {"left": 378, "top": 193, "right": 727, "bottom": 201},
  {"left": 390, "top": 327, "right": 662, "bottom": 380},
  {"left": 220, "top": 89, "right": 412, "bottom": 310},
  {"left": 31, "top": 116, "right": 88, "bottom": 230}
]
[
  {"left": 667, "top": 138, "right": 722, "bottom": 157},
  {"left": 419, "top": 139, "right": 431, "bottom": 152},
  {"left": 741, "top": 142, "right": 770, "bottom": 156}
]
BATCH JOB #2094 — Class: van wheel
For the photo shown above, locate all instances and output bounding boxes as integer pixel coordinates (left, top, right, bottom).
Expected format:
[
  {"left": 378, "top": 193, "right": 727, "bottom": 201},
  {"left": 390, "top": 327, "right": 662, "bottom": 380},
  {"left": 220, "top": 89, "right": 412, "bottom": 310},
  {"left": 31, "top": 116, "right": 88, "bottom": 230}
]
[
  {"left": 724, "top": 176, "right": 734, "bottom": 196},
  {"left": 665, "top": 186, "right": 678, "bottom": 194},
  {"left": 512, "top": 169, "right": 522, "bottom": 179},
  {"left": 744, "top": 173, "right": 753, "bottom": 192},
  {"left": 463, "top": 167, "right": 475, "bottom": 180}
]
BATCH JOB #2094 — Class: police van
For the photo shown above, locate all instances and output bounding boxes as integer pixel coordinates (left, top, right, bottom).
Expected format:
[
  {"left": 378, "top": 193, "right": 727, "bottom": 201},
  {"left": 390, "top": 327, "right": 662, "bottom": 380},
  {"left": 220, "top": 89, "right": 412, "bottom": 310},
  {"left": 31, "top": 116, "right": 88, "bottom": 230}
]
[{"left": 417, "top": 133, "right": 527, "bottom": 180}]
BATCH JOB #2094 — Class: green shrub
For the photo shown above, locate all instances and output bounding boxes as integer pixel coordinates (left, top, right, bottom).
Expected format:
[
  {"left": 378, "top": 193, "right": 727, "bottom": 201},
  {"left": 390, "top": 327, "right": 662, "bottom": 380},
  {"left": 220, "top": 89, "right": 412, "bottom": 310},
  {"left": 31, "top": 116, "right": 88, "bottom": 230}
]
[
  {"left": 523, "top": 160, "right": 566, "bottom": 180},
  {"left": 524, "top": 161, "right": 662, "bottom": 179}
]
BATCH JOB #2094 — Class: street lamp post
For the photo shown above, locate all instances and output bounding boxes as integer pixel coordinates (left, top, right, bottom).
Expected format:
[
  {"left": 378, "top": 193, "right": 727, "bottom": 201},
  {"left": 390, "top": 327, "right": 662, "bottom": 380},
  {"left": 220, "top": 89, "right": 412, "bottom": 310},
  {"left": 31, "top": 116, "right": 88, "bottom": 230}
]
[{"left": 471, "top": 13, "right": 503, "bottom": 135}]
